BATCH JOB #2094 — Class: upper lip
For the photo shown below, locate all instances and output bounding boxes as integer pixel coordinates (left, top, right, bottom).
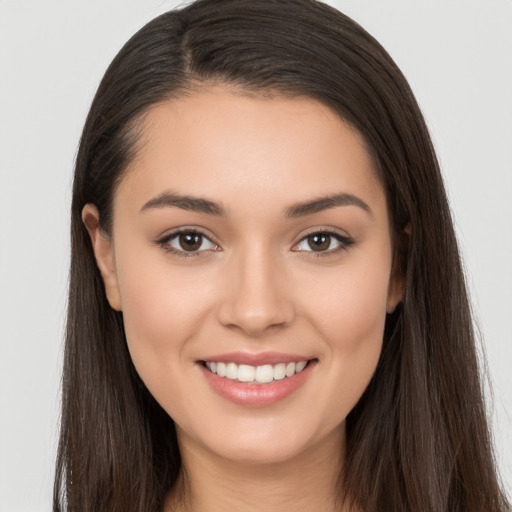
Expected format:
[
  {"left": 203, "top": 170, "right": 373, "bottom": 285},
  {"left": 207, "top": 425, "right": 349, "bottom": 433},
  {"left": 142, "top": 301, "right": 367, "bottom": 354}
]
[{"left": 200, "top": 351, "right": 314, "bottom": 366}]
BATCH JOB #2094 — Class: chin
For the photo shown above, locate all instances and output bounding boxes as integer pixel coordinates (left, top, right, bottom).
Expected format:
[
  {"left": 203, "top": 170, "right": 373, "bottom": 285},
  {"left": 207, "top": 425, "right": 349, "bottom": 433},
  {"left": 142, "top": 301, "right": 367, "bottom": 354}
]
[
  {"left": 182, "top": 417, "right": 342, "bottom": 466},
  {"left": 224, "top": 440, "right": 304, "bottom": 465}
]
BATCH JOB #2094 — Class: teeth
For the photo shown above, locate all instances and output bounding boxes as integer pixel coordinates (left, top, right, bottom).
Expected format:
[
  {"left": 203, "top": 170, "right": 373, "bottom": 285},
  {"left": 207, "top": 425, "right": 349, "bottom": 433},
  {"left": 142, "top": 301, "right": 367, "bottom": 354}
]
[
  {"left": 205, "top": 360, "right": 309, "bottom": 383},
  {"left": 216, "top": 362, "right": 227, "bottom": 377},
  {"left": 226, "top": 362, "right": 238, "bottom": 380},
  {"left": 255, "top": 364, "right": 274, "bottom": 383},
  {"left": 273, "top": 363, "right": 286, "bottom": 380},
  {"left": 238, "top": 364, "right": 255, "bottom": 382},
  {"left": 295, "top": 360, "right": 307, "bottom": 372}
]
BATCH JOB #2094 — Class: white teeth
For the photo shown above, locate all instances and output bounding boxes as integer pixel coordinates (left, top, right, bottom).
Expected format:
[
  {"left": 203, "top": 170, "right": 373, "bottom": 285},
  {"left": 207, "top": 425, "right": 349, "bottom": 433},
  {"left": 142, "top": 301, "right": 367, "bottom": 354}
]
[
  {"left": 255, "top": 364, "right": 274, "bottom": 383},
  {"left": 285, "top": 362, "right": 296, "bottom": 377},
  {"left": 226, "top": 362, "right": 238, "bottom": 379},
  {"left": 273, "top": 363, "right": 286, "bottom": 380},
  {"left": 205, "top": 360, "right": 310, "bottom": 383},
  {"left": 295, "top": 360, "right": 307, "bottom": 372},
  {"left": 216, "top": 362, "right": 227, "bottom": 377},
  {"left": 237, "top": 364, "right": 255, "bottom": 382}
]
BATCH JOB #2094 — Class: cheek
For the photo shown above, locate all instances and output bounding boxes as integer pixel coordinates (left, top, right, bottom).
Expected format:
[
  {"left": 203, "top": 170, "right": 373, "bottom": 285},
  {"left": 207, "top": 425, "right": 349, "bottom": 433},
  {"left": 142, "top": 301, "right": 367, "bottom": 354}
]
[
  {"left": 300, "top": 251, "right": 391, "bottom": 412},
  {"left": 114, "top": 249, "right": 217, "bottom": 393},
  {"left": 307, "top": 255, "right": 391, "bottom": 345}
]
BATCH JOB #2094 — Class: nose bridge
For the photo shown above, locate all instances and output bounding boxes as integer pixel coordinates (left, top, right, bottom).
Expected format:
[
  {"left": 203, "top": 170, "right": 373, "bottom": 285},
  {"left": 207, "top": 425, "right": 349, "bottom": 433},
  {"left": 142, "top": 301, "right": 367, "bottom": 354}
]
[{"left": 218, "top": 241, "right": 294, "bottom": 335}]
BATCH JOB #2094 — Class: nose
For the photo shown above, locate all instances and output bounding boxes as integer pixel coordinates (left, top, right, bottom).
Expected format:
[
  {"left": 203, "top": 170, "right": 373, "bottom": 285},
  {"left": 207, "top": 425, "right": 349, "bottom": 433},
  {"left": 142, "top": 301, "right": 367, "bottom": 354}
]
[{"left": 217, "top": 245, "right": 295, "bottom": 337}]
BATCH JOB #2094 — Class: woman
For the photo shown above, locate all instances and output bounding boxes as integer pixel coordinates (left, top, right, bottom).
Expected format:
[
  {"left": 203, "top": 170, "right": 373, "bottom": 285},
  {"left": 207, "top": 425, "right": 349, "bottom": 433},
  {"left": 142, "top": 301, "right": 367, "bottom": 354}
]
[{"left": 53, "top": 0, "right": 510, "bottom": 511}]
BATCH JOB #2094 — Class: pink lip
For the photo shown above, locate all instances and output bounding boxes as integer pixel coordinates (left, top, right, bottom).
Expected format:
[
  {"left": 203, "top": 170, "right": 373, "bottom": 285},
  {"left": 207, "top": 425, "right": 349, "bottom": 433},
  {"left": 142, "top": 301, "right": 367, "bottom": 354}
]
[
  {"left": 201, "top": 351, "right": 313, "bottom": 366},
  {"left": 198, "top": 357, "right": 317, "bottom": 407}
]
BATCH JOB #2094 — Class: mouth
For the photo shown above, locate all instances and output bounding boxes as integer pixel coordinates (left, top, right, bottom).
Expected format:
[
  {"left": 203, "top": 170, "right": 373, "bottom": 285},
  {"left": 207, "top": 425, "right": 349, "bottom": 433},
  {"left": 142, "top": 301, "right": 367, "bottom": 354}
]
[
  {"left": 198, "top": 354, "right": 318, "bottom": 406},
  {"left": 202, "top": 359, "right": 312, "bottom": 384}
]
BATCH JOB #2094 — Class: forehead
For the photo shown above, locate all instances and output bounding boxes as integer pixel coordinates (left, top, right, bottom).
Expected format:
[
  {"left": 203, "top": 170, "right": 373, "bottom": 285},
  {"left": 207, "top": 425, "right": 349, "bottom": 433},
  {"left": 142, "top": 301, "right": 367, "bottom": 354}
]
[{"left": 115, "top": 87, "right": 386, "bottom": 219}]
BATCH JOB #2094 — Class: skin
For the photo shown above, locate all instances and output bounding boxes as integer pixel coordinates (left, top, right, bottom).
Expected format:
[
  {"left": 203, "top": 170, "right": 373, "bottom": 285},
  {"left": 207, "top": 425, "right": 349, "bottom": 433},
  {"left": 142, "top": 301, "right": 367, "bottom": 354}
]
[{"left": 83, "top": 87, "right": 403, "bottom": 512}]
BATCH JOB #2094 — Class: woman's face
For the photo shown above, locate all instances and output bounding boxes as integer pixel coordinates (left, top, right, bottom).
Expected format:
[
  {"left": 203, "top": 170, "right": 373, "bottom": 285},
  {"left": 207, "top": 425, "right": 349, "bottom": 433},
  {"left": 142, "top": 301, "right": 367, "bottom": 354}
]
[{"left": 86, "top": 87, "right": 402, "bottom": 464}]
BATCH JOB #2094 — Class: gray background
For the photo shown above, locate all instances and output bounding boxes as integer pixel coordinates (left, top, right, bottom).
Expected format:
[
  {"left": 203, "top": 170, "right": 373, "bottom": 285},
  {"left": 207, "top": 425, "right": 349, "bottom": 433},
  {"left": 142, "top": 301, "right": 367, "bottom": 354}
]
[{"left": 1, "top": 1, "right": 510, "bottom": 510}]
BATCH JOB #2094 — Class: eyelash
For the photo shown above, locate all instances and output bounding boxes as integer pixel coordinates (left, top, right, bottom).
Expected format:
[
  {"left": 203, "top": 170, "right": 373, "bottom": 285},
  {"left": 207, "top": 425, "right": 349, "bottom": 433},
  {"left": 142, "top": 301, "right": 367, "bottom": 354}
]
[
  {"left": 156, "top": 229, "right": 354, "bottom": 258},
  {"left": 292, "top": 230, "right": 354, "bottom": 258},
  {"left": 156, "top": 229, "right": 219, "bottom": 258}
]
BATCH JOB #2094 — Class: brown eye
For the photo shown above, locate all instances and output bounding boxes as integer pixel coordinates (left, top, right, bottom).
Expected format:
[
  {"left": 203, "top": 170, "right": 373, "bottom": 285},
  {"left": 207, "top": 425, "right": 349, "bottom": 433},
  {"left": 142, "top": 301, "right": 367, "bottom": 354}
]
[
  {"left": 160, "top": 230, "right": 218, "bottom": 254},
  {"left": 307, "top": 233, "right": 332, "bottom": 252},
  {"left": 293, "top": 231, "right": 353, "bottom": 255},
  {"left": 179, "top": 232, "right": 203, "bottom": 251}
]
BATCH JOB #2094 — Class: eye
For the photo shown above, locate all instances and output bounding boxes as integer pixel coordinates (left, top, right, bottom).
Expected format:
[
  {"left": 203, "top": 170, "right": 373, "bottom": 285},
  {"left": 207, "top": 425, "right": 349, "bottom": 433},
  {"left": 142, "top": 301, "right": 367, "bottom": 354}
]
[
  {"left": 293, "top": 231, "right": 353, "bottom": 254},
  {"left": 158, "top": 230, "right": 219, "bottom": 255}
]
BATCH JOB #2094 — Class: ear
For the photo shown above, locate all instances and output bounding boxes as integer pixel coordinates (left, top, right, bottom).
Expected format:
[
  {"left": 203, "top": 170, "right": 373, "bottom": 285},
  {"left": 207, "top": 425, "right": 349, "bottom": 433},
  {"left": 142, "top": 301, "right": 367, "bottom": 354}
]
[
  {"left": 82, "top": 204, "right": 122, "bottom": 311},
  {"left": 386, "top": 224, "right": 410, "bottom": 314}
]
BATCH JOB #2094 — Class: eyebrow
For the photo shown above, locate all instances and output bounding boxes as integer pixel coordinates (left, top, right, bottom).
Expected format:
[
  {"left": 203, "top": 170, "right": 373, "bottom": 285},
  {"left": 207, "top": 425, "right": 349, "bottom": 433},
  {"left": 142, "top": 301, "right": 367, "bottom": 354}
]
[
  {"left": 140, "top": 190, "right": 371, "bottom": 218},
  {"left": 140, "top": 191, "right": 226, "bottom": 216},
  {"left": 285, "top": 193, "right": 372, "bottom": 218}
]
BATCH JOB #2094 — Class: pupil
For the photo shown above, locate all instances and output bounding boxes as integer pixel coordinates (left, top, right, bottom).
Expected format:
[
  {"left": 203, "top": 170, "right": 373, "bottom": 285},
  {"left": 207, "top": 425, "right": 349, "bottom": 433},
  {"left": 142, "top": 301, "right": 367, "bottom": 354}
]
[
  {"left": 179, "top": 233, "right": 202, "bottom": 251},
  {"left": 308, "top": 234, "right": 330, "bottom": 252}
]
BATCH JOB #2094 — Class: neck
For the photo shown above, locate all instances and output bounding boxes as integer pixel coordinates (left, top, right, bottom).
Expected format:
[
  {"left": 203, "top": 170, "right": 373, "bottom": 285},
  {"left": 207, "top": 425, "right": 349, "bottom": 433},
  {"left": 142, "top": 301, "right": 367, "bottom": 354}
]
[{"left": 164, "top": 425, "right": 351, "bottom": 512}]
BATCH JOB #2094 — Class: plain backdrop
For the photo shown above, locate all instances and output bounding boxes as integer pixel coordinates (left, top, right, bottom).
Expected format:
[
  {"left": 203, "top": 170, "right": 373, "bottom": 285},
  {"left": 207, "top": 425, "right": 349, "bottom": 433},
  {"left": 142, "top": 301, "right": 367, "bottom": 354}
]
[{"left": 0, "top": 1, "right": 511, "bottom": 510}]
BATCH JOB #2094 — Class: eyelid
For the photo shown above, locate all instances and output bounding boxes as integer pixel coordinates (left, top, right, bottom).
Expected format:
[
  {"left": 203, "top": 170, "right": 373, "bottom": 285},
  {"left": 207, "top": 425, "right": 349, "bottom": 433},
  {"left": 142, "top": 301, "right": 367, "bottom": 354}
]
[
  {"left": 155, "top": 226, "right": 354, "bottom": 258},
  {"left": 291, "top": 228, "right": 355, "bottom": 255},
  {"left": 156, "top": 227, "right": 221, "bottom": 257}
]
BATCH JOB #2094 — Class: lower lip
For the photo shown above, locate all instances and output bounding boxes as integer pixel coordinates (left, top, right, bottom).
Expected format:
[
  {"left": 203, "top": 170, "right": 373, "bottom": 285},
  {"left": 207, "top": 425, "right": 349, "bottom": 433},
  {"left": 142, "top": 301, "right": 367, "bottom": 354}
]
[{"left": 199, "top": 361, "right": 316, "bottom": 407}]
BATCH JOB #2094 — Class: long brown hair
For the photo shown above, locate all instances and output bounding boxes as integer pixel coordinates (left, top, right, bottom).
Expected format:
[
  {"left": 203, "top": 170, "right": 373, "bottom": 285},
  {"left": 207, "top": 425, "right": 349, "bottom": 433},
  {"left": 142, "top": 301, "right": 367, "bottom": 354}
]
[{"left": 54, "top": 1, "right": 510, "bottom": 511}]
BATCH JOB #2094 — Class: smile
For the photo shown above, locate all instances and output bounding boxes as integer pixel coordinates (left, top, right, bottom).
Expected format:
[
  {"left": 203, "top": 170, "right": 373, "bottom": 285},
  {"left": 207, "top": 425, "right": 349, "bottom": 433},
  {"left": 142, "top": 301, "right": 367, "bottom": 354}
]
[
  {"left": 204, "top": 360, "right": 308, "bottom": 384},
  {"left": 199, "top": 354, "right": 317, "bottom": 406}
]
